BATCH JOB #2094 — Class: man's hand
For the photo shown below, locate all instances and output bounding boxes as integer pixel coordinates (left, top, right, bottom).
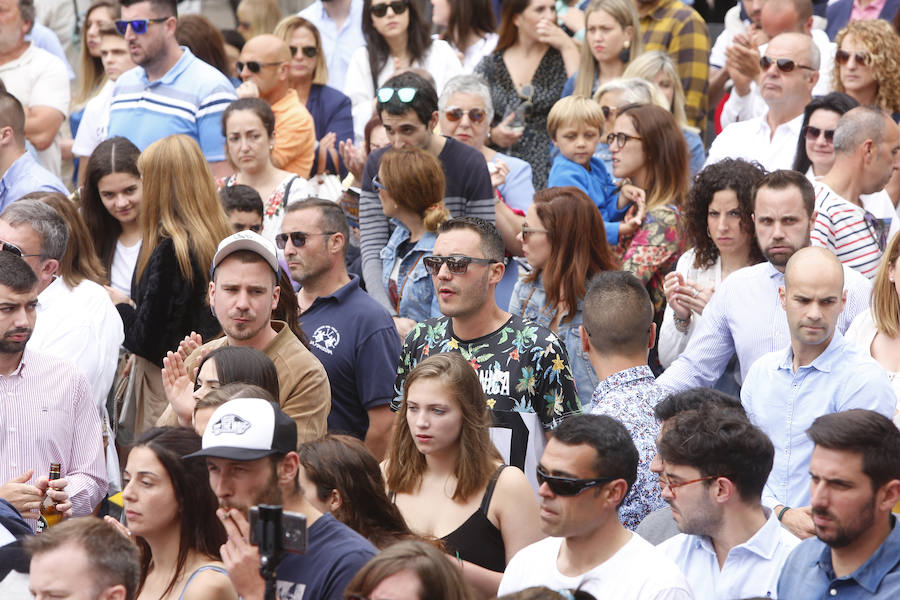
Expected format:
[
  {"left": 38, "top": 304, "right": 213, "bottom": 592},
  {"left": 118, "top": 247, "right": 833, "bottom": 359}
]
[
  {"left": 0, "top": 471, "right": 42, "bottom": 519},
  {"left": 491, "top": 112, "right": 525, "bottom": 149},
  {"left": 36, "top": 475, "right": 72, "bottom": 517},
  {"left": 163, "top": 350, "right": 196, "bottom": 427},
  {"left": 316, "top": 132, "right": 340, "bottom": 176},
  {"left": 779, "top": 505, "right": 815, "bottom": 539},
  {"left": 176, "top": 332, "right": 203, "bottom": 362},
  {"left": 219, "top": 508, "right": 266, "bottom": 600},
  {"left": 236, "top": 80, "right": 261, "bottom": 99},
  {"left": 725, "top": 35, "right": 762, "bottom": 97}
]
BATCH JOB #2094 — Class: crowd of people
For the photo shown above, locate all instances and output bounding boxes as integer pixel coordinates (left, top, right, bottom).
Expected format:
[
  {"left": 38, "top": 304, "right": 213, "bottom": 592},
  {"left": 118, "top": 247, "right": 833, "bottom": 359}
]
[{"left": 3, "top": 0, "right": 900, "bottom": 598}]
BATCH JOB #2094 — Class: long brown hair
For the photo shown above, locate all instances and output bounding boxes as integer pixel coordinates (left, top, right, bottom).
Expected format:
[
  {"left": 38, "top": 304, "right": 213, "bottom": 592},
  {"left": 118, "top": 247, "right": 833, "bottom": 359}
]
[
  {"left": 441, "top": 0, "right": 495, "bottom": 56},
  {"left": 386, "top": 353, "right": 501, "bottom": 501},
  {"left": 495, "top": 0, "right": 529, "bottom": 53},
  {"left": 362, "top": 0, "right": 432, "bottom": 89},
  {"left": 525, "top": 187, "right": 619, "bottom": 323},
  {"left": 872, "top": 230, "right": 900, "bottom": 337},
  {"left": 135, "top": 135, "right": 232, "bottom": 287}
]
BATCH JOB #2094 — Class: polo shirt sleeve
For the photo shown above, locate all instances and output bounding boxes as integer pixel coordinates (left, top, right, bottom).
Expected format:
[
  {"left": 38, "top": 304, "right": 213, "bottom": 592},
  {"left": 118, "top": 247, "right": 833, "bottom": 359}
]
[{"left": 196, "top": 84, "right": 237, "bottom": 162}]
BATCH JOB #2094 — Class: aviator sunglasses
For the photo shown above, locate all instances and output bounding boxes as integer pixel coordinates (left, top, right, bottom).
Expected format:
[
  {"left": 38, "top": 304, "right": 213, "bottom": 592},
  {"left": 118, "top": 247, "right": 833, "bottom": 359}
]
[
  {"left": 759, "top": 55, "right": 815, "bottom": 73},
  {"left": 803, "top": 125, "right": 835, "bottom": 143},
  {"left": 444, "top": 107, "right": 487, "bottom": 123},
  {"left": 835, "top": 49, "right": 872, "bottom": 66}
]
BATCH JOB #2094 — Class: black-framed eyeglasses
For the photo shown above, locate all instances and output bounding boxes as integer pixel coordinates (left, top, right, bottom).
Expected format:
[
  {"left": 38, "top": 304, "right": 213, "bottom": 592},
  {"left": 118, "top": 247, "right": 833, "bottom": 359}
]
[
  {"left": 863, "top": 211, "right": 888, "bottom": 252},
  {"left": 759, "top": 55, "right": 815, "bottom": 73},
  {"left": 377, "top": 86, "right": 417, "bottom": 103},
  {"left": 114, "top": 17, "right": 169, "bottom": 35},
  {"left": 835, "top": 49, "right": 872, "bottom": 67},
  {"left": 607, "top": 132, "right": 642, "bottom": 149},
  {"left": 275, "top": 231, "right": 336, "bottom": 249},
  {"left": 372, "top": 174, "right": 386, "bottom": 191},
  {"left": 600, "top": 105, "right": 618, "bottom": 121},
  {"left": 536, "top": 466, "right": 614, "bottom": 497},
  {"left": 803, "top": 125, "right": 835, "bottom": 143},
  {"left": 237, "top": 60, "right": 285, "bottom": 74},
  {"left": 0, "top": 240, "right": 42, "bottom": 258},
  {"left": 422, "top": 255, "right": 500, "bottom": 275},
  {"left": 444, "top": 107, "right": 486, "bottom": 123},
  {"left": 370, "top": 0, "right": 409, "bottom": 18},
  {"left": 289, "top": 45, "right": 318, "bottom": 58},
  {"left": 521, "top": 225, "right": 548, "bottom": 240}
]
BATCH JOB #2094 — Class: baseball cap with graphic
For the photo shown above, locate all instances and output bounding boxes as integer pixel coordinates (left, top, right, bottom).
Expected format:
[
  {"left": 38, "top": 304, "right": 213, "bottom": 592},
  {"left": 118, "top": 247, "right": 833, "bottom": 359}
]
[
  {"left": 184, "top": 397, "right": 297, "bottom": 460},
  {"left": 211, "top": 230, "right": 279, "bottom": 276}
]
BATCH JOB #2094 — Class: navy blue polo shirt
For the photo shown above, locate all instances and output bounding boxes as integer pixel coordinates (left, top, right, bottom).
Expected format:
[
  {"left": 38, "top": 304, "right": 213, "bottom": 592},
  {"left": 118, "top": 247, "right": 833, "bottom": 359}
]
[{"left": 299, "top": 275, "right": 400, "bottom": 438}]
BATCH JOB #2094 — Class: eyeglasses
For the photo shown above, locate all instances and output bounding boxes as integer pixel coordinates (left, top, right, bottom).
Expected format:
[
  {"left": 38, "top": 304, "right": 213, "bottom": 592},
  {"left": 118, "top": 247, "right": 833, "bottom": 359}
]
[
  {"left": 289, "top": 45, "right": 318, "bottom": 58},
  {"left": 600, "top": 105, "right": 618, "bottom": 121},
  {"left": 372, "top": 174, "right": 386, "bottom": 191},
  {"left": 370, "top": 0, "right": 408, "bottom": 18},
  {"left": 759, "top": 55, "right": 815, "bottom": 73},
  {"left": 521, "top": 225, "right": 548, "bottom": 240},
  {"left": 444, "top": 107, "right": 486, "bottom": 123},
  {"left": 607, "top": 132, "right": 642, "bottom": 149},
  {"left": 0, "top": 240, "right": 42, "bottom": 258},
  {"left": 863, "top": 211, "right": 888, "bottom": 252},
  {"left": 835, "top": 49, "right": 872, "bottom": 66},
  {"left": 422, "top": 255, "right": 500, "bottom": 275},
  {"left": 659, "top": 473, "right": 727, "bottom": 499},
  {"left": 536, "top": 466, "right": 614, "bottom": 497},
  {"left": 114, "top": 17, "right": 169, "bottom": 35},
  {"left": 376, "top": 86, "right": 417, "bottom": 103},
  {"left": 803, "top": 125, "right": 835, "bottom": 143},
  {"left": 237, "top": 60, "right": 285, "bottom": 74},
  {"left": 275, "top": 231, "right": 336, "bottom": 249}
]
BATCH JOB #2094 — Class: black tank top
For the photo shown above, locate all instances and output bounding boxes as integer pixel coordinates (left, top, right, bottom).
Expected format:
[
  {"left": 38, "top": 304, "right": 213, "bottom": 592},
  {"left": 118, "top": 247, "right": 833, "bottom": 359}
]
[{"left": 440, "top": 465, "right": 507, "bottom": 573}]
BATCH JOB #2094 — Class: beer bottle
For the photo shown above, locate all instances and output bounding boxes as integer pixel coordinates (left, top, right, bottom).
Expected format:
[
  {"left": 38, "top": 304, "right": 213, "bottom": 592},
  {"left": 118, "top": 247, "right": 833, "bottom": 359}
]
[{"left": 36, "top": 463, "right": 62, "bottom": 533}]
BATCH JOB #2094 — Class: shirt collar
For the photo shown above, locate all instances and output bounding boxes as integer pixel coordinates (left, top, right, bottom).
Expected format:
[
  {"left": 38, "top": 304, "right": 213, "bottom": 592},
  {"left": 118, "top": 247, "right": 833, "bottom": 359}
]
[
  {"left": 777, "top": 331, "right": 845, "bottom": 373},
  {"left": 140, "top": 46, "right": 193, "bottom": 86},
  {"left": 1, "top": 152, "right": 34, "bottom": 188},
  {"left": 307, "top": 275, "right": 360, "bottom": 308},
  {"left": 816, "top": 516, "right": 900, "bottom": 593},
  {"left": 594, "top": 365, "right": 656, "bottom": 398}
]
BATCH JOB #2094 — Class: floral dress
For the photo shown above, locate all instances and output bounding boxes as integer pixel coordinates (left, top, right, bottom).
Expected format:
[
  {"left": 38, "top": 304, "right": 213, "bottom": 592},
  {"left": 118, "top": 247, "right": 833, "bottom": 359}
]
[{"left": 217, "top": 174, "right": 310, "bottom": 243}]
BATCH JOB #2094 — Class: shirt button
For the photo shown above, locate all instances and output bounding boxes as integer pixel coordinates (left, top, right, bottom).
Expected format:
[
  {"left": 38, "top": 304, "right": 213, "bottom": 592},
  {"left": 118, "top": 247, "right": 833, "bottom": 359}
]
[{"left": 830, "top": 589, "right": 837, "bottom": 596}]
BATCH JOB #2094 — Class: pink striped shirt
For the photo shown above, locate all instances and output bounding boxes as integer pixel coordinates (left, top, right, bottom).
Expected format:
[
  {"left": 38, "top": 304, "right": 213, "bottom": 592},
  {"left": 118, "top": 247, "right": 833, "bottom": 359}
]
[{"left": 0, "top": 349, "right": 107, "bottom": 526}]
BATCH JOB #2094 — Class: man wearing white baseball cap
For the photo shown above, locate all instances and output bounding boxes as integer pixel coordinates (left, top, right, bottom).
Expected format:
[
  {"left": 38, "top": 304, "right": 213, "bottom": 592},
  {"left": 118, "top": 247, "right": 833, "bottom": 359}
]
[
  {"left": 158, "top": 230, "right": 331, "bottom": 443},
  {"left": 188, "top": 397, "right": 376, "bottom": 600}
]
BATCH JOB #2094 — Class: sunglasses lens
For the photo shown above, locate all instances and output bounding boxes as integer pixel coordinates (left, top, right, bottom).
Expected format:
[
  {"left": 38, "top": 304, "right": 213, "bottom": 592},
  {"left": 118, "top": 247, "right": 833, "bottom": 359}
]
[
  {"left": 391, "top": 0, "right": 408, "bottom": 13},
  {"left": 446, "top": 258, "right": 468, "bottom": 274},
  {"left": 291, "top": 232, "right": 307, "bottom": 247},
  {"left": 777, "top": 59, "right": 796, "bottom": 72},
  {"left": 371, "top": 4, "right": 388, "bottom": 17},
  {"left": 1, "top": 241, "right": 22, "bottom": 257},
  {"left": 445, "top": 109, "right": 462, "bottom": 122},
  {"left": 114, "top": 20, "right": 128, "bottom": 35},
  {"left": 470, "top": 109, "right": 485, "bottom": 122},
  {"left": 302, "top": 46, "right": 317, "bottom": 58},
  {"left": 836, "top": 50, "right": 849, "bottom": 64},
  {"left": 423, "top": 257, "right": 441, "bottom": 274},
  {"left": 376, "top": 87, "right": 394, "bottom": 102},
  {"left": 275, "top": 233, "right": 287, "bottom": 249},
  {"left": 397, "top": 87, "right": 416, "bottom": 102}
]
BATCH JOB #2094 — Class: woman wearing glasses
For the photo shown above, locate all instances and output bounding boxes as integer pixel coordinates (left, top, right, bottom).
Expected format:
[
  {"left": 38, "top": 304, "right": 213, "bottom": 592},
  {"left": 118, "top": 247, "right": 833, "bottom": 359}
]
[
  {"left": 274, "top": 16, "right": 354, "bottom": 177},
  {"left": 218, "top": 98, "right": 311, "bottom": 243},
  {"left": 832, "top": 19, "right": 900, "bottom": 117},
  {"left": 475, "top": 0, "right": 580, "bottom": 188},
  {"left": 376, "top": 148, "right": 448, "bottom": 337},
  {"left": 385, "top": 352, "right": 543, "bottom": 598},
  {"left": 792, "top": 92, "right": 859, "bottom": 179},
  {"left": 344, "top": 0, "right": 463, "bottom": 142},
  {"left": 509, "top": 187, "right": 618, "bottom": 406}
]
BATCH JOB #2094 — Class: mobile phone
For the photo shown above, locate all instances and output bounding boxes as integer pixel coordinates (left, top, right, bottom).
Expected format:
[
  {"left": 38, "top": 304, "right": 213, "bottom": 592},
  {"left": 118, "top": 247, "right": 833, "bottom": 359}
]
[{"left": 248, "top": 505, "right": 307, "bottom": 554}]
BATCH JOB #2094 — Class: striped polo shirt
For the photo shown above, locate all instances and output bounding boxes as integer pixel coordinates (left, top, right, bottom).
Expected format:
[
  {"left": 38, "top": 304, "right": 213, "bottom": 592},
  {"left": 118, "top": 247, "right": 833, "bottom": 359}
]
[{"left": 107, "top": 47, "right": 236, "bottom": 161}]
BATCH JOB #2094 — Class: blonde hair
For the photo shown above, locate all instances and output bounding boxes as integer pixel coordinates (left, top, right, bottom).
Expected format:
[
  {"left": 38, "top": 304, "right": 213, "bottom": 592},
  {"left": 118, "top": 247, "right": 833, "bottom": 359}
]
[
  {"left": 379, "top": 148, "right": 449, "bottom": 232},
  {"left": 74, "top": 1, "right": 116, "bottom": 107},
  {"left": 833, "top": 20, "right": 900, "bottom": 115},
  {"left": 624, "top": 51, "right": 695, "bottom": 133},
  {"left": 573, "top": 0, "right": 643, "bottom": 98},
  {"left": 236, "top": 0, "right": 282, "bottom": 38},
  {"left": 135, "top": 135, "right": 232, "bottom": 287},
  {"left": 871, "top": 230, "right": 900, "bottom": 337},
  {"left": 273, "top": 15, "right": 329, "bottom": 86},
  {"left": 547, "top": 95, "right": 605, "bottom": 140}
]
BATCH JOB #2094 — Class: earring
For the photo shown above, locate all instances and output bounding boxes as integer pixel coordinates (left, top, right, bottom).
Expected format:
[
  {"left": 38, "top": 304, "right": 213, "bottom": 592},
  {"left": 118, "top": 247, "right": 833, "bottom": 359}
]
[{"left": 619, "top": 41, "right": 631, "bottom": 64}]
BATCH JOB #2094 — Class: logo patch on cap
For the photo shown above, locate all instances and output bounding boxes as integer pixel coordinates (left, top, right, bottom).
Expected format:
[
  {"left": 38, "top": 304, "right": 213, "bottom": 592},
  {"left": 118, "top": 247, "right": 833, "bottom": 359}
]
[{"left": 211, "top": 414, "right": 252, "bottom": 436}]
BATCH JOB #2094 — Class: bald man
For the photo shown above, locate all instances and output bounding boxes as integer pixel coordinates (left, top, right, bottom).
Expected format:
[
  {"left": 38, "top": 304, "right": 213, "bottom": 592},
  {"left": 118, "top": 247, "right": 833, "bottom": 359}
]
[
  {"left": 741, "top": 247, "right": 895, "bottom": 539},
  {"left": 237, "top": 34, "right": 316, "bottom": 177}
]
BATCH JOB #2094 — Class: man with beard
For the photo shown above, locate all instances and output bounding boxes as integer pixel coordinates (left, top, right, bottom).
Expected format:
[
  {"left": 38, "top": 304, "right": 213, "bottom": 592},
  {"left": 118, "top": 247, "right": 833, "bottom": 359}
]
[
  {"left": 811, "top": 106, "right": 900, "bottom": 278},
  {"left": 658, "top": 170, "right": 871, "bottom": 393},
  {"left": 741, "top": 247, "right": 894, "bottom": 539},
  {"left": 778, "top": 409, "right": 900, "bottom": 597},
  {"left": 189, "top": 397, "right": 376, "bottom": 600},
  {"left": 657, "top": 403, "right": 800, "bottom": 598},
  {"left": 157, "top": 231, "right": 330, "bottom": 442},
  {"left": 0, "top": 251, "right": 106, "bottom": 525}
]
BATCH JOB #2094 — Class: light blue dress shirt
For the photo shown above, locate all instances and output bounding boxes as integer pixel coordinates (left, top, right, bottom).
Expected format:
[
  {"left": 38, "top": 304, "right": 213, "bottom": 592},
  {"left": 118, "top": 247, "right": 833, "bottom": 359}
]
[
  {"left": 741, "top": 332, "right": 895, "bottom": 509},
  {"left": 299, "top": 0, "right": 366, "bottom": 91},
  {"left": 0, "top": 152, "right": 67, "bottom": 211},
  {"left": 658, "top": 261, "right": 872, "bottom": 392},
  {"left": 778, "top": 516, "right": 900, "bottom": 599},
  {"left": 660, "top": 508, "right": 800, "bottom": 600}
]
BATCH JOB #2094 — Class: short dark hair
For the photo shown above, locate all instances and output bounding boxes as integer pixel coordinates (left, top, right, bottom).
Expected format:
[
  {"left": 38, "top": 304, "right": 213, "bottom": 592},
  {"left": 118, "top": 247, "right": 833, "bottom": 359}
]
[
  {"left": 0, "top": 251, "right": 37, "bottom": 291},
  {"left": 284, "top": 197, "right": 351, "bottom": 257},
  {"left": 195, "top": 346, "right": 279, "bottom": 401},
  {"left": 752, "top": 169, "right": 815, "bottom": 217},
  {"left": 658, "top": 404, "right": 774, "bottom": 502},
  {"left": 438, "top": 216, "right": 505, "bottom": 262},
  {"left": 0, "top": 90, "right": 25, "bottom": 142},
  {"left": 222, "top": 97, "right": 275, "bottom": 137},
  {"left": 654, "top": 387, "right": 745, "bottom": 422},
  {"left": 220, "top": 185, "right": 264, "bottom": 218},
  {"left": 24, "top": 518, "right": 141, "bottom": 600},
  {"left": 807, "top": 409, "right": 900, "bottom": 491},
  {"left": 582, "top": 271, "right": 653, "bottom": 355},
  {"left": 119, "top": 0, "right": 177, "bottom": 17},
  {"left": 550, "top": 414, "right": 638, "bottom": 506},
  {"left": 17, "top": 0, "right": 34, "bottom": 25},
  {"left": 376, "top": 71, "right": 438, "bottom": 127}
]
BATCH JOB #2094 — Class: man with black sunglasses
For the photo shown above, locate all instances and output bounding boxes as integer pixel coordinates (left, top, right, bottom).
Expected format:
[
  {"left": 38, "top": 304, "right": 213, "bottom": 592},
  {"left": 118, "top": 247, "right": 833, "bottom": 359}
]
[
  {"left": 107, "top": 0, "right": 237, "bottom": 178},
  {"left": 237, "top": 34, "right": 316, "bottom": 178},
  {"left": 498, "top": 414, "right": 692, "bottom": 597},
  {"left": 810, "top": 106, "right": 900, "bottom": 278}
]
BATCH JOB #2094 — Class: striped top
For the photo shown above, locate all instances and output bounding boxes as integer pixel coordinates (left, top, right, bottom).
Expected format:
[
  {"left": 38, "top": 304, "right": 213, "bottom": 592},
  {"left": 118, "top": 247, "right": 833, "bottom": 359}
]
[
  {"left": 811, "top": 182, "right": 898, "bottom": 279},
  {"left": 107, "top": 47, "right": 236, "bottom": 161},
  {"left": 0, "top": 349, "right": 107, "bottom": 528}
]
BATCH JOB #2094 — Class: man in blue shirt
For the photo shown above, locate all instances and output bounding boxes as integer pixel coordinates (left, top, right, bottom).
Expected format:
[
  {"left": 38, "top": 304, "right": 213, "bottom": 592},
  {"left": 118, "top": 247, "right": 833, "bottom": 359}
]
[
  {"left": 741, "top": 246, "right": 895, "bottom": 539},
  {"left": 778, "top": 409, "right": 900, "bottom": 598},
  {"left": 0, "top": 91, "right": 66, "bottom": 211}
]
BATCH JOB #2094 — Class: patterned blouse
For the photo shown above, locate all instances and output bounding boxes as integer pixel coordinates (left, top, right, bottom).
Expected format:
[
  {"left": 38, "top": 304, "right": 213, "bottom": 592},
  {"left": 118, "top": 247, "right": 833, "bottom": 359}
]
[{"left": 217, "top": 173, "right": 310, "bottom": 243}]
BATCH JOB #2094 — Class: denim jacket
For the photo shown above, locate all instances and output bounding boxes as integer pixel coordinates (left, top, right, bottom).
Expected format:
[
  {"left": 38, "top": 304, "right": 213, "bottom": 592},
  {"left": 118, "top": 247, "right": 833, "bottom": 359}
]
[
  {"left": 508, "top": 274, "right": 598, "bottom": 406},
  {"left": 380, "top": 221, "right": 440, "bottom": 322}
]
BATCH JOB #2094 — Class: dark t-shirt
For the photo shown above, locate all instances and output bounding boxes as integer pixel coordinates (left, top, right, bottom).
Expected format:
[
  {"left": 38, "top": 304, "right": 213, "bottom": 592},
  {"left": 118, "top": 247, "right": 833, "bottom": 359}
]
[
  {"left": 299, "top": 276, "right": 400, "bottom": 438},
  {"left": 275, "top": 513, "right": 377, "bottom": 600}
]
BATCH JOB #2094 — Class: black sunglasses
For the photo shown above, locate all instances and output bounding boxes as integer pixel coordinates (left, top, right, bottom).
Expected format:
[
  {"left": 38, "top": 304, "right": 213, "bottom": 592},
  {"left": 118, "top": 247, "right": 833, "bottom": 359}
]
[
  {"left": 370, "top": 0, "right": 408, "bottom": 17},
  {"left": 114, "top": 17, "right": 169, "bottom": 35},
  {"left": 835, "top": 49, "right": 872, "bottom": 66},
  {"left": 237, "top": 60, "right": 284, "bottom": 74},
  {"left": 422, "top": 255, "right": 500, "bottom": 275},
  {"left": 803, "top": 125, "right": 835, "bottom": 143},
  {"left": 1, "top": 240, "right": 42, "bottom": 258},
  {"left": 444, "top": 107, "right": 486, "bottom": 123},
  {"left": 759, "top": 55, "right": 815, "bottom": 73},
  {"left": 289, "top": 45, "right": 318, "bottom": 58},
  {"left": 275, "top": 231, "right": 336, "bottom": 249},
  {"left": 536, "top": 466, "right": 614, "bottom": 497}
]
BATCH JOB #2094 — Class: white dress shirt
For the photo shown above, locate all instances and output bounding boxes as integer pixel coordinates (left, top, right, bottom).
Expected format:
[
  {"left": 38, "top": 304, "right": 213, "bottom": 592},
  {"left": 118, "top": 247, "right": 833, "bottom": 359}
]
[
  {"left": 660, "top": 508, "right": 800, "bottom": 600},
  {"left": 705, "top": 111, "right": 805, "bottom": 172},
  {"left": 299, "top": 0, "right": 366, "bottom": 91}
]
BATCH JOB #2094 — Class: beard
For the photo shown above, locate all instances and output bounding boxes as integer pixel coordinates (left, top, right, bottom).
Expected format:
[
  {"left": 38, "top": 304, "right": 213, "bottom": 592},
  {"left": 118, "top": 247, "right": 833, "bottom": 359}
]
[
  {"left": 812, "top": 497, "right": 876, "bottom": 548},
  {"left": 218, "top": 461, "right": 284, "bottom": 517},
  {"left": 0, "top": 328, "right": 32, "bottom": 354}
]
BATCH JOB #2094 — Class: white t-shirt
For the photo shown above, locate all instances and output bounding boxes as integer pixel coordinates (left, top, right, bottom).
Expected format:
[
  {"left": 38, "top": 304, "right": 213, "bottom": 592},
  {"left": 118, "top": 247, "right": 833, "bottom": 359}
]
[
  {"left": 498, "top": 534, "right": 694, "bottom": 599},
  {"left": 110, "top": 238, "right": 142, "bottom": 297},
  {"left": 72, "top": 79, "right": 114, "bottom": 158}
]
